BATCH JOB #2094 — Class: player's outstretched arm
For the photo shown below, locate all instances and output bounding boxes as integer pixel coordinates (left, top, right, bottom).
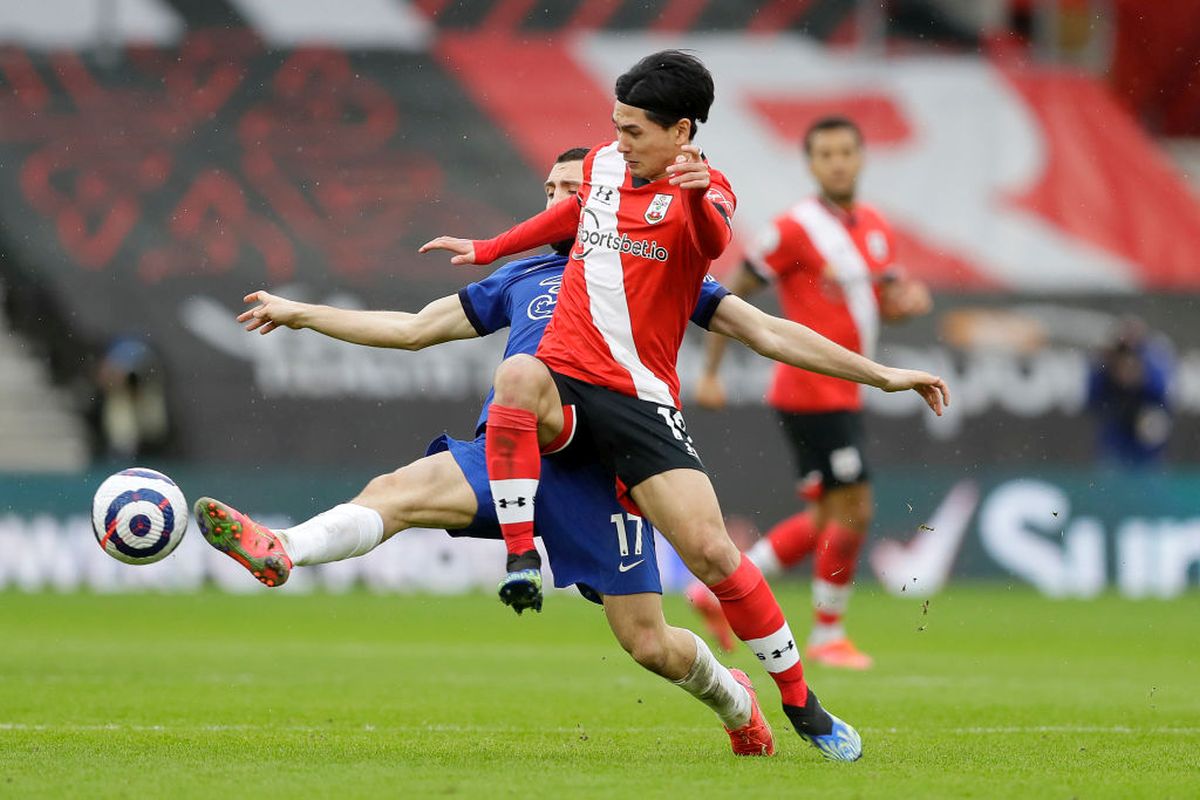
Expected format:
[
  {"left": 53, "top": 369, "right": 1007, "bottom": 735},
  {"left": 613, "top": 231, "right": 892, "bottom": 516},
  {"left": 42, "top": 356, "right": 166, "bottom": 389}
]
[
  {"left": 707, "top": 294, "right": 949, "bottom": 415},
  {"left": 239, "top": 291, "right": 478, "bottom": 351},
  {"left": 695, "top": 265, "right": 768, "bottom": 410},
  {"left": 419, "top": 196, "right": 580, "bottom": 267}
]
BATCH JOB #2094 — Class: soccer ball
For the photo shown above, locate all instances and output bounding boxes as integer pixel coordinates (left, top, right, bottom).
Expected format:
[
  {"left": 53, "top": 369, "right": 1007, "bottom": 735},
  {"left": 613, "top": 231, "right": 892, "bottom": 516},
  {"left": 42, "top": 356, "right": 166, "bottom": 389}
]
[{"left": 91, "top": 468, "right": 189, "bottom": 564}]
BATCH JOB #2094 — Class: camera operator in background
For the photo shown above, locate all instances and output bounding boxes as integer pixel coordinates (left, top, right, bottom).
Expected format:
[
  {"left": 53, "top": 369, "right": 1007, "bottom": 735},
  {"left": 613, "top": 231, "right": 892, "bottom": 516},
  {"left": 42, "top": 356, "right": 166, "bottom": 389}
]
[{"left": 1086, "top": 316, "right": 1174, "bottom": 469}]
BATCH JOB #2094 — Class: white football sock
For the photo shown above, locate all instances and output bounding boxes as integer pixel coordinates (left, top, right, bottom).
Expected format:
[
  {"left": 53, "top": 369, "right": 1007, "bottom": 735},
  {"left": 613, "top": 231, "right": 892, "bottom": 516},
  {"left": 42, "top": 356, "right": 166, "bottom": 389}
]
[
  {"left": 809, "top": 578, "right": 852, "bottom": 645},
  {"left": 809, "top": 622, "right": 847, "bottom": 646},
  {"left": 276, "top": 503, "right": 385, "bottom": 566},
  {"left": 745, "top": 537, "right": 782, "bottom": 577},
  {"left": 672, "top": 631, "right": 752, "bottom": 729}
]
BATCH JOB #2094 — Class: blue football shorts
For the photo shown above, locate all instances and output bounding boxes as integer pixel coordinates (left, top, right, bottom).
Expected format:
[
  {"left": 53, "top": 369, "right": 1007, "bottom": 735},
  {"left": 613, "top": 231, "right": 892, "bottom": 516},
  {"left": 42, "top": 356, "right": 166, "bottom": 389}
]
[{"left": 426, "top": 433, "right": 662, "bottom": 604}]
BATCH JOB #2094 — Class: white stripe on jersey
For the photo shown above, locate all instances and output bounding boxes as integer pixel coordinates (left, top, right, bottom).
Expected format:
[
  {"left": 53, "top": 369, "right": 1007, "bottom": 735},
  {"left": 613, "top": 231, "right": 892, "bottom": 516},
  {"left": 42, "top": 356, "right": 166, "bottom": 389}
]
[
  {"left": 790, "top": 199, "right": 880, "bottom": 359},
  {"left": 579, "top": 144, "right": 674, "bottom": 406}
]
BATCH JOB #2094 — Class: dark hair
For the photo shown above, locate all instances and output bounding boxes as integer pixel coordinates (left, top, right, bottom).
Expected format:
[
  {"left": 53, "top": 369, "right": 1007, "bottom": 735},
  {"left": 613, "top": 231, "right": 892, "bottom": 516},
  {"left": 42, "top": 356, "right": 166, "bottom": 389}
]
[
  {"left": 614, "top": 50, "right": 714, "bottom": 141},
  {"left": 555, "top": 147, "right": 590, "bottom": 163},
  {"left": 803, "top": 116, "right": 863, "bottom": 155}
]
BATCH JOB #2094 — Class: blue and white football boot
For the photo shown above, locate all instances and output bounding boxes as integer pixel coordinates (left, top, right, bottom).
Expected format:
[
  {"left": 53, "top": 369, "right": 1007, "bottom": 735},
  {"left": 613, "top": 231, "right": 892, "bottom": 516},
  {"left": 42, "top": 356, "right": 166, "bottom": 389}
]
[
  {"left": 800, "top": 711, "right": 863, "bottom": 762},
  {"left": 783, "top": 689, "right": 863, "bottom": 762}
]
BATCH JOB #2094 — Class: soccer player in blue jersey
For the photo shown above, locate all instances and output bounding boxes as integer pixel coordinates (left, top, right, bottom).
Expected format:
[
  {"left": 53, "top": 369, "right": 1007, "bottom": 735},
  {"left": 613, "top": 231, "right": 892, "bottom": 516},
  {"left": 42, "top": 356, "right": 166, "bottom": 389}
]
[{"left": 196, "top": 148, "right": 947, "bottom": 760}]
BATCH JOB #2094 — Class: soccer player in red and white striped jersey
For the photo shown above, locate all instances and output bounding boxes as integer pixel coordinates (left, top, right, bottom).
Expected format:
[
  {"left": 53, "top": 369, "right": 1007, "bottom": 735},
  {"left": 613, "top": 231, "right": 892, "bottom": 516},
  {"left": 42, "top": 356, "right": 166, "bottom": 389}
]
[
  {"left": 694, "top": 116, "right": 933, "bottom": 670},
  {"left": 422, "top": 53, "right": 882, "bottom": 761}
]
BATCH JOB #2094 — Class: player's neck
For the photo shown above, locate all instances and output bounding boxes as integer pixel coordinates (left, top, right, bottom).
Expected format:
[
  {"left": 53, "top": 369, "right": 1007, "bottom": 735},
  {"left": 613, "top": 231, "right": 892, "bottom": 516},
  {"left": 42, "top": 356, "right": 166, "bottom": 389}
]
[{"left": 819, "top": 192, "right": 856, "bottom": 213}]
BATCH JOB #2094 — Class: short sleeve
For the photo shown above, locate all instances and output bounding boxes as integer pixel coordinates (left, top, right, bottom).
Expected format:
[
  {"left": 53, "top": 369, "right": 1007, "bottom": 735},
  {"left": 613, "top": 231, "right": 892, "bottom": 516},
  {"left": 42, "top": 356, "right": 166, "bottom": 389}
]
[
  {"left": 745, "top": 215, "right": 816, "bottom": 283},
  {"left": 690, "top": 274, "right": 731, "bottom": 329},
  {"left": 743, "top": 218, "right": 784, "bottom": 282},
  {"left": 459, "top": 266, "right": 515, "bottom": 336}
]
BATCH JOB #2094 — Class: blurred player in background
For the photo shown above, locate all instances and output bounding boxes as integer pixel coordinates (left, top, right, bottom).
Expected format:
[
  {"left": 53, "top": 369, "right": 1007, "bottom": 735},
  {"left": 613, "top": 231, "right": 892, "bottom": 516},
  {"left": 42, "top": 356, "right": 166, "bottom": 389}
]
[{"left": 692, "top": 116, "right": 933, "bottom": 670}]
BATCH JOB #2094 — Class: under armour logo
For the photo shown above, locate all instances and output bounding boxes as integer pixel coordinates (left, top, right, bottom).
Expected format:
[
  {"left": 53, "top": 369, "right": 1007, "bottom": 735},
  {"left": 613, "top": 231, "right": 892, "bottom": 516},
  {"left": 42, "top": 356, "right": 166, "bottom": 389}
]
[
  {"left": 496, "top": 497, "right": 529, "bottom": 509},
  {"left": 593, "top": 186, "right": 615, "bottom": 204},
  {"left": 755, "top": 639, "right": 796, "bottom": 661},
  {"left": 771, "top": 640, "right": 796, "bottom": 659}
]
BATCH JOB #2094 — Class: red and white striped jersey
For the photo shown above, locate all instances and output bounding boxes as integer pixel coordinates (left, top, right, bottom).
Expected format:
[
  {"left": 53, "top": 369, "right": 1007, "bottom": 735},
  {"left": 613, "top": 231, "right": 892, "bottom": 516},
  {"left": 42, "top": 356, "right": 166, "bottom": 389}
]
[
  {"left": 746, "top": 197, "right": 896, "bottom": 414},
  {"left": 535, "top": 142, "right": 736, "bottom": 408}
]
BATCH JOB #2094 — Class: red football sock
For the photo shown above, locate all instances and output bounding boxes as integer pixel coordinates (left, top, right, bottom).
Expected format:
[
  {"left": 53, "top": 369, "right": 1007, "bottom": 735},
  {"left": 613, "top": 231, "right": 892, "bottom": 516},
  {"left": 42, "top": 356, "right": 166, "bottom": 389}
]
[
  {"left": 708, "top": 554, "right": 808, "bottom": 707},
  {"left": 813, "top": 524, "right": 865, "bottom": 625},
  {"left": 485, "top": 404, "right": 541, "bottom": 557},
  {"left": 765, "top": 511, "right": 822, "bottom": 568}
]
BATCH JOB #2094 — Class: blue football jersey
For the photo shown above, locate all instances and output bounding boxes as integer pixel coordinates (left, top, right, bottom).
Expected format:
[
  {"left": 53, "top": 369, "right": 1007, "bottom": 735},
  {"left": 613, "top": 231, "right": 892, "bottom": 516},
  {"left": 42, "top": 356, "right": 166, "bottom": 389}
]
[{"left": 459, "top": 253, "right": 731, "bottom": 433}]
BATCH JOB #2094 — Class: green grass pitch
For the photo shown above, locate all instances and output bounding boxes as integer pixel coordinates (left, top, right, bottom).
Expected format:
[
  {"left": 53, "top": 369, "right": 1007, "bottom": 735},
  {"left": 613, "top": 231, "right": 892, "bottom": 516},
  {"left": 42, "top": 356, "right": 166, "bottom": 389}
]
[{"left": 1, "top": 585, "right": 1197, "bottom": 798}]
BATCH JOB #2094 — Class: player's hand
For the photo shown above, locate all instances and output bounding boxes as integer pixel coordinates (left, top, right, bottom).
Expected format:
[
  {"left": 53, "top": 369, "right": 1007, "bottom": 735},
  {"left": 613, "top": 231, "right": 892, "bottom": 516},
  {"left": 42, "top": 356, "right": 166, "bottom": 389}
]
[
  {"left": 694, "top": 373, "right": 727, "bottom": 410},
  {"left": 238, "top": 291, "right": 310, "bottom": 335},
  {"left": 418, "top": 236, "right": 477, "bottom": 266},
  {"left": 666, "top": 144, "right": 710, "bottom": 190},
  {"left": 880, "top": 278, "right": 933, "bottom": 320},
  {"left": 878, "top": 367, "right": 950, "bottom": 416}
]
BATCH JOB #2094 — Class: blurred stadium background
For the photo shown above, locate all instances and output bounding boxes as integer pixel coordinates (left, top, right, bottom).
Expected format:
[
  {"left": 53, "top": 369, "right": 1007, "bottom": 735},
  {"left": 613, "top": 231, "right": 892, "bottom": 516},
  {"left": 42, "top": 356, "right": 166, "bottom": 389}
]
[{"left": 2, "top": 0, "right": 1198, "bottom": 601}]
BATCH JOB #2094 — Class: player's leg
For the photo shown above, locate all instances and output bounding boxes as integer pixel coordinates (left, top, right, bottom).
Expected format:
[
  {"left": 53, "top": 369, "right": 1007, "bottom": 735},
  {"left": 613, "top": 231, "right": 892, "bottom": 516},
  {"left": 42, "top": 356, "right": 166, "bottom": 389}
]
[
  {"left": 630, "top": 469, "right": 859, "bottom": 760},
  {"left": 195, "top": 451, "right": 478, "bottom": 586},
  {"left": 601, "top": 592, "right": 773, "bottom": 755},
  {"left": 806, "top": 480, "right": 874, "bottom": 669},
  {"left": 750, "top": 412, "right": 833, "bottom": 575},
  {"left": 486, "top": 354, "right": 565, "bottom": 610},
  {"left": 802, "top": 410, "right": 874, "bottom": 669}
]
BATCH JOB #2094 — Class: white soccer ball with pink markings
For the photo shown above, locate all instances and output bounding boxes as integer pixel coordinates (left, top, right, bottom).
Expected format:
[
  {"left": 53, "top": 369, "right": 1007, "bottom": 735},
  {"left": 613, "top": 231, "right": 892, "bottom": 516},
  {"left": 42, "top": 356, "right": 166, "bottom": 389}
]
[{"left": 91, "top": 468, "right": 189, "bottom": 565}]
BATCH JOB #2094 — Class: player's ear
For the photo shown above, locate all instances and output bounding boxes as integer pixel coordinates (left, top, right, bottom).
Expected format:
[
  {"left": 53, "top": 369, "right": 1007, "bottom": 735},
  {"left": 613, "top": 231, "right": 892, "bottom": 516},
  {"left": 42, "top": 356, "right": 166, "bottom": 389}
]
[{"left": 674, "top": 118, "right": 691, "bottom": 146}]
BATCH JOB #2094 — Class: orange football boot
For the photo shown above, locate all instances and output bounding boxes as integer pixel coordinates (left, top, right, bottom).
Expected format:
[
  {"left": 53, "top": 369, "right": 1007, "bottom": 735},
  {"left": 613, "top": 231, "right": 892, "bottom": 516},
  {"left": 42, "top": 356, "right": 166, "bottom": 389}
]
[
  {"left": 725, "top": 668, "right": 775, "bottom": 756},
  {"left": 804, "top": 638, "right": 874, "bottom": 670},
  {"left": 194, "top": 497, "right": 292, "bottom": 588}
]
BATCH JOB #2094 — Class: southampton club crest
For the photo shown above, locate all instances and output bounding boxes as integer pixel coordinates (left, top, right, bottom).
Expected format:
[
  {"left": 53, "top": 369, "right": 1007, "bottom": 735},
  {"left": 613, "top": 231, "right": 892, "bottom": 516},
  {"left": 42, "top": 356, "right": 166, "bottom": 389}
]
[{"left": 645, "top": 193, "right": 673, "bottom": 224}]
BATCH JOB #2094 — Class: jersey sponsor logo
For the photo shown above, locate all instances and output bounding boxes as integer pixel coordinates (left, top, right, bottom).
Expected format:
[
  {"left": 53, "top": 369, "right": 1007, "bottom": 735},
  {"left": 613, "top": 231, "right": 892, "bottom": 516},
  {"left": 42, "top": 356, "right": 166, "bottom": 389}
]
[
  {"left": 575, "top": 208, "right": 669, "bottom": 262},
  {"left": 644, "top": 193, "right": 673, "bottom": 224},
  {"left": 526, "top": 274, "right": 562, "bottom": 321}
]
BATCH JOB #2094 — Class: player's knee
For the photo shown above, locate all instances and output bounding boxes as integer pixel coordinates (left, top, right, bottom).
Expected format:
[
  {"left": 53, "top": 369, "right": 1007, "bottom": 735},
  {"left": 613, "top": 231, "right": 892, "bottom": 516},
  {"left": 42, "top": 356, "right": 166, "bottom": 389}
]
[
  {"left": 834, "top": 487, "right": 873, "bottom": 532},
  {"left": 353, "top": 470, "right": 412, "bottom": 531},
  {"left": 492, "top": 354, "right": 546, "bottom": 408},
  {"left": 622, "top": 626, "right": 671, "bottom": 675},
  {"left": 682, "top": 528, "right": 742, "bottom": 584}
]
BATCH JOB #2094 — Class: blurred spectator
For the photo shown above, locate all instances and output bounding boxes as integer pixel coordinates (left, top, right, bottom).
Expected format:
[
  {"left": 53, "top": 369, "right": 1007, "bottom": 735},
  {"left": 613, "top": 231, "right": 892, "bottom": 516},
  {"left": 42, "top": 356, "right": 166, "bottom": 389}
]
[
  {"left": 90, "top": 337, "right": 171, "bottom": 461},
  {"left": 1086, "top": 317, "right": 1174, "bottom": 467}
]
